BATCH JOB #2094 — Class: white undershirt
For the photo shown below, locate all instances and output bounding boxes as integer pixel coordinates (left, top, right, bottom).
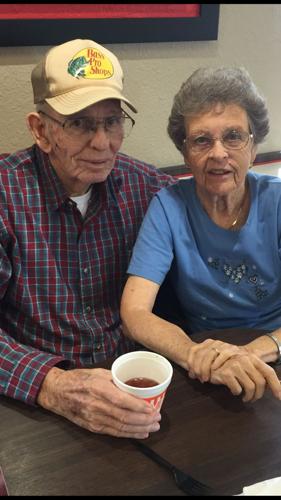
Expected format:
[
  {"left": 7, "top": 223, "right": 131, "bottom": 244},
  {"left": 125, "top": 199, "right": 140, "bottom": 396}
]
[{"left": 70, "top": 187, "right": 92, "bottom": 218}]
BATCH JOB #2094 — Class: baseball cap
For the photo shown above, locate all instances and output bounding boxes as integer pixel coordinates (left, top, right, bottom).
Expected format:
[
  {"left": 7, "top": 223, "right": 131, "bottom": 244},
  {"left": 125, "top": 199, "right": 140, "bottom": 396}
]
[{"left": 31, "top": 38, "right": 137, "bottom": 115}]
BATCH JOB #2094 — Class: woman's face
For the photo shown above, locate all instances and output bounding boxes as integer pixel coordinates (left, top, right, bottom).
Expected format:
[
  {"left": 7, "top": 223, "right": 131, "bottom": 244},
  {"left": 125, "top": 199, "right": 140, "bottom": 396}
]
[{"left": 183, "top": 103, "right": 257, "bottom": 197}]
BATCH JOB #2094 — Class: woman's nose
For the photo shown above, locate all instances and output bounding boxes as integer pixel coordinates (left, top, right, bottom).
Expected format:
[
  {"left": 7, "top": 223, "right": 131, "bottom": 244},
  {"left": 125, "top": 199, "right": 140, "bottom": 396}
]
[{"left": 208, "top": 138, "right": 229, "bottom": 158}]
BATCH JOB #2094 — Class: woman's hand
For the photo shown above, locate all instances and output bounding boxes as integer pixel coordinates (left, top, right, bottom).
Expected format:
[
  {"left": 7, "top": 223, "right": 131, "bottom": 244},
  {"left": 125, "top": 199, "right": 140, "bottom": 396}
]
[
  {"left": 210, "top": 352, "right": 281, "bottom": 402},
  {"left": 186, "top": 339, "right": 243, "bottom": 382},
  {"left": 37, "top": 367, "right": 161, "bottom": 438}
]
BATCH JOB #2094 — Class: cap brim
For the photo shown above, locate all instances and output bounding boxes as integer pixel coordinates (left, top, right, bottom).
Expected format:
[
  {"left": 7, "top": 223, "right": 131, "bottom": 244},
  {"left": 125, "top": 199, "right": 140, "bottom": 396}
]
[{"left": 45, "top": 87, "right": 137, "bottom": 115}]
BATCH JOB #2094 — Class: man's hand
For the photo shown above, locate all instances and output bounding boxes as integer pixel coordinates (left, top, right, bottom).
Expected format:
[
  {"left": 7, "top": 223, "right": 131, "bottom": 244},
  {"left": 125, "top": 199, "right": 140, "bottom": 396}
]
[{"left": 37, "top": 367, "right": 161, "bottom": 438}]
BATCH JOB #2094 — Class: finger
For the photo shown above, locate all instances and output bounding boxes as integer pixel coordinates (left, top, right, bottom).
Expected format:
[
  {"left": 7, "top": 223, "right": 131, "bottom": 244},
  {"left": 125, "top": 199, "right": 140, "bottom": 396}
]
[
  {"left": 192, "top": 340, "right": 230, "bottom": 381},
  {"left": 238, "top": 359, "right": 268, "bottom": 402},
  {"left": 90, "top": 394, "right": 162, "bottom": 427},
  {"left": 212, "top": 350, "right": 237, "bottom": 371},
  {"left": 253, "top": 360, "right": 281, "bottom": 400},
  {"left": 199, "top": 349, "right": 220, "bottom": 382},
  {"left": 241, "top": 380, "right": 256, "bottom": 402},
  {"left": 68, "top": 395, "right": 162, "bottom": 435},
  {"left": 211, "top": 369, "right": 243, "bottom": 396},
  {"left": 186, "top": 338, "right": 215, "bottom": 371},
  {"left": 94, "top": 424, "right": 154, "bottom": 439},
  {"left": 70, "top": 409, "right": 160, "bottom": 438},
  {"left": 112, "top": 401, "right": 162, "bottom": 426},
  {"left": 222, "top": 360, "right": 259, "bottom": 402},
  {"left": 213, "top": 356, "right": 272, "bottom": 402},
  {"left": 76, "top": 369, "right": 162, "bottom": 419},
  {"left": 91, "top": 375, "right": 159, "bottom": 415},
  {"left": 211, "top": 343, "right": 244, "bottom": 371},
  {"left": 227, "top": 363, "right": 262, "bottom": 402},
  {"left": 109, "top": 385, "right": 162, "bottom": 416},
  {"left": 232, "top": 365, "right": 264, "bottom": 402},
  {"left": 188, "top": 340, "right": 232, "bottom": 374},
  {"left": 245, "top": 371, "right": 266, "bottom": 402},
  {"left": 89, "top": 413, "right": 161, "bottom": 437}
]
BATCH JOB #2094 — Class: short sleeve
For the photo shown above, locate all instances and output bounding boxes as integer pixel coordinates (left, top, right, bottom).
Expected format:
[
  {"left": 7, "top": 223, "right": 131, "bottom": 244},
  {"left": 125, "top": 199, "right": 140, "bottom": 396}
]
[{"left": 127, "top": 193, "right": 174, "bottom": 284}]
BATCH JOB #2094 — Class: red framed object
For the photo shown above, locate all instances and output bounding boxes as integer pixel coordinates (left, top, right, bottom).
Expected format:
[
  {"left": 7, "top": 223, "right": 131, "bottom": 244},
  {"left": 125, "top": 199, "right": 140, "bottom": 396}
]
[{"left": 0, "top": 4, "right": 219, "bottom": 46}]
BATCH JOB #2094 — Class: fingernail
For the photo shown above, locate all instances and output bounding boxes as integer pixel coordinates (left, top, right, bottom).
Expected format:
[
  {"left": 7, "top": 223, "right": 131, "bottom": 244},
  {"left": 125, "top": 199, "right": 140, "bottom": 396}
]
[
  {"left": 151, "top": 422, "right": 160, "bottom": 432},
  {"left": 138, "top": 433, "right": 149, "bottom": 439}
]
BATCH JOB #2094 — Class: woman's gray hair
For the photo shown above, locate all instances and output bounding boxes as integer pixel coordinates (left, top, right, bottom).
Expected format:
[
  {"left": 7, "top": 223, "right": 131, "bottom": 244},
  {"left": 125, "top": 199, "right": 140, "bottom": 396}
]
[{"left": 167, "top": 67, "right": 269, "bottom": 153}]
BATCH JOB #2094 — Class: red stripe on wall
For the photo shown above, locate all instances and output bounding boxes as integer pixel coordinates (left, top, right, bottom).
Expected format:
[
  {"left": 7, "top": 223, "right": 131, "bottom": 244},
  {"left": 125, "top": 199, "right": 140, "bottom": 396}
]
[{"left": 0, "top": 4, "right": 200, "bottom": 20}]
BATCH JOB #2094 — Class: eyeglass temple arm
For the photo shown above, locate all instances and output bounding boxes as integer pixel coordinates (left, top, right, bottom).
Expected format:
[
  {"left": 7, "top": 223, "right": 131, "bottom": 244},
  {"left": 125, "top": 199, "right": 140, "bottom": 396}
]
[{"left": 122, "top": 108, "right": 135, "bottom": 126}]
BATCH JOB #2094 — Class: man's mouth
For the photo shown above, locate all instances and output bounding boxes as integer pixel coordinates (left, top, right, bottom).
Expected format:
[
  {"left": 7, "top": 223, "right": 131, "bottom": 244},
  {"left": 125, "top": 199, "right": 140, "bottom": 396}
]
[{"left": 79, "top": 158, "right": 110, "bottom": 165}]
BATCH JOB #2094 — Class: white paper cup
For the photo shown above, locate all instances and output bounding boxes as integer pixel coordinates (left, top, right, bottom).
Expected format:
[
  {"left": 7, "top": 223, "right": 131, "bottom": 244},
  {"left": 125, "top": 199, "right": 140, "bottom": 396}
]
[{"left": 111, "top": 351, "right": 173, "bottom": 410}]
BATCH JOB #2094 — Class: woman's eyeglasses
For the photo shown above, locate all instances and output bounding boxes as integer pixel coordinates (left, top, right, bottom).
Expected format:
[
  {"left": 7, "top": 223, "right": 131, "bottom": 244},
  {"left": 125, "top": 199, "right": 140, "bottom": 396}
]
[{"left": 184, "top": 129, "right": 253, "bottom": 153}]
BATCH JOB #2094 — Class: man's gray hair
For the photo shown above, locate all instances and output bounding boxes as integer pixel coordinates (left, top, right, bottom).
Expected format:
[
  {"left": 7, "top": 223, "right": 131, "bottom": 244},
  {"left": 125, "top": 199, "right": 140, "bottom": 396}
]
[{"left": 167, "top": 67, "right": 269, "bottom": 153}]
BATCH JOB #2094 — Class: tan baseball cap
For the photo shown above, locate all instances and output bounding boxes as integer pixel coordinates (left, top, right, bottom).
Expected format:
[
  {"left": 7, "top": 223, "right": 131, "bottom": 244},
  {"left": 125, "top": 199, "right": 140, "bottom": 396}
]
[{"left": 31, "top": 38, "right": 137, "bottom": 115}]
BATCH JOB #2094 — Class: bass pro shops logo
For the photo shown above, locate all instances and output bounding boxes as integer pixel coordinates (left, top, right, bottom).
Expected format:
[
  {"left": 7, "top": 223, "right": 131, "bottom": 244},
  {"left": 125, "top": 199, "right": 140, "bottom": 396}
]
[{"left": 67, "top": 47, "right": 114, "bottom": 80}]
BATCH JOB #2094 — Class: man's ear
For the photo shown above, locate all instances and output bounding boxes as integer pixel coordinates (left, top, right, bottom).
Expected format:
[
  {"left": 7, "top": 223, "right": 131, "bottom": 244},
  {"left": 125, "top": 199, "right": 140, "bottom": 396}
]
[{"left": 26, "top": 112, "right": 52, "bottom": 153}]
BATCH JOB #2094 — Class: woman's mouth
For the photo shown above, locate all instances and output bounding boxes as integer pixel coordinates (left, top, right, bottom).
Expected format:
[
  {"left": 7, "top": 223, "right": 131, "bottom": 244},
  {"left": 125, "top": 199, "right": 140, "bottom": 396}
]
[{"left": 208, "top": 169, "right": 233, "bottom": 176}]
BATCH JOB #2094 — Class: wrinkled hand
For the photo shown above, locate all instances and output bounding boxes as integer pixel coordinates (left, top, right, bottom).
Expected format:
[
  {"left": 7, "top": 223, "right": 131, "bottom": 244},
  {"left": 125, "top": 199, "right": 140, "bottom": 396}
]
[
  {"left": 187, "top": 339, "right": 243, "bottom": 382},
  {"left": 37, "top": 367, "right": 161, "bottom": 439},
  {"left": 210, "top": 352, "right": 281, "bottom": 402}
]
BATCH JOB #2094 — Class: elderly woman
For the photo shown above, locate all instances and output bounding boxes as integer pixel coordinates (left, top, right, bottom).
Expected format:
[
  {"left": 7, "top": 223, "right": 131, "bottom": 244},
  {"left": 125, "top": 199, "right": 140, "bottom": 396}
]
[{"left": 121, "top": 67, "right": 281, "bottom": 403}]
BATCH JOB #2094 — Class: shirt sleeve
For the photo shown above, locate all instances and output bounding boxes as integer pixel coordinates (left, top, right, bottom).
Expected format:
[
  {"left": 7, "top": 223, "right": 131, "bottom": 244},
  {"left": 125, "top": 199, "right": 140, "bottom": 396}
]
[
  {"left": 0, "top": 237, "right": 67, "bottom": 406},
  {"left": 127, "top": 192, "right": 174, "bottom": 284},
  {"left": 0, "top": 332, "right": 67, "bottom": 405}
]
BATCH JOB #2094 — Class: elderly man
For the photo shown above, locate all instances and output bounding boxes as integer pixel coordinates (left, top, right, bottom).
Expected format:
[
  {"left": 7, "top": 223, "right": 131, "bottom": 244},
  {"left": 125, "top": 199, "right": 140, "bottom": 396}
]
[{"left": 0, "top": 39, "right": 174, "bottom": 438}]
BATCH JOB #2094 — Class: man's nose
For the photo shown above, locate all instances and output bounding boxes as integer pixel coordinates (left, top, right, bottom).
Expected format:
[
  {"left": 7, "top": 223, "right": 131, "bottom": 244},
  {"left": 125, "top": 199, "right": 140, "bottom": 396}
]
[{"left": 88, "top": 124, "right": 110, "bottom": 148}]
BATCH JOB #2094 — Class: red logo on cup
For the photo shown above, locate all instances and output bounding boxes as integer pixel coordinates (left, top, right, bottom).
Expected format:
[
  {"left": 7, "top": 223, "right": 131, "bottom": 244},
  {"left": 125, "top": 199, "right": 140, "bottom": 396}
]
[{"left": 144, "top": 390, "right": 166, "bottom": 410}]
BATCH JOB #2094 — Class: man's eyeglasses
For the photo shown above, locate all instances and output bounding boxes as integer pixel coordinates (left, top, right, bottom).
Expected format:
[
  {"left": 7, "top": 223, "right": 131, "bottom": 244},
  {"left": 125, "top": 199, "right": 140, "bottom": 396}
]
[
  {"left": 184, "top": 129, "right": 253, "bottom": 154},
  {"left": 39, "top": 109, "right": 135, "bottom": 140}
]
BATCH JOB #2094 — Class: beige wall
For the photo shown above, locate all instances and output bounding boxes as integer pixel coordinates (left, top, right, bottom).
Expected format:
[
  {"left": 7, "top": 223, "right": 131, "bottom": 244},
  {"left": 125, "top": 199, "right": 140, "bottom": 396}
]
[{"left": 0, "top": 4, "right": 280, "bottom": 168}]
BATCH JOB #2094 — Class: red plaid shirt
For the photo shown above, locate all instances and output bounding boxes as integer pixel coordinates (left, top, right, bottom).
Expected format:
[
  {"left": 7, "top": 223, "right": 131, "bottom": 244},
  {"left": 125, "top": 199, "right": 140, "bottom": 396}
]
[{"left": 0, "top": 145, "right": 174, "bottom": 405}]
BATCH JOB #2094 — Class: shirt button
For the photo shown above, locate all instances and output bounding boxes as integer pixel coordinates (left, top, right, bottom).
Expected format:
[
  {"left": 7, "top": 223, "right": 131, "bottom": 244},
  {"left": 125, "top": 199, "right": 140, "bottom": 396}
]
[
  {"left": 85, "top": 305, "right": 92, "bottom": 313},
  {"left": 83, "top": 267, "right": 89, "bottom": 274},
  {"left": 95, "top": 344, "right": 102, "bottom": 351}
]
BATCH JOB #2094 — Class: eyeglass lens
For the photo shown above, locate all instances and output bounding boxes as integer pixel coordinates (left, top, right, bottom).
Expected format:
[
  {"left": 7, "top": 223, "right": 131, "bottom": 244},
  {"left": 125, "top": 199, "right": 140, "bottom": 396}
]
[
  {"left": 39, "top": 110, "right": 134, "bottom": 139},
  {"left": 187, "top": 129, "right": 252, "bottom": 152},
  {"left": 64, "top": 114, "right": 134, "bottom": 139}
]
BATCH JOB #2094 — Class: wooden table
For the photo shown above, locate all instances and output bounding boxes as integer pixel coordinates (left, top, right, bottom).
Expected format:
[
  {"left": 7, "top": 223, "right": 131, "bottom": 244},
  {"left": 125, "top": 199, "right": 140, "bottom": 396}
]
[{"left": 1, "top": 328, "right": 281, "bottom": 496}]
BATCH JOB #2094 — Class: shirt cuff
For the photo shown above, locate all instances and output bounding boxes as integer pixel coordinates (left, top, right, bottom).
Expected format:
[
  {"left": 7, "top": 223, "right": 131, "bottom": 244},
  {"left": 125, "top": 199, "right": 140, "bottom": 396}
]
[{"left": 6, "top": 352, "right": 70, "bottom": 405}]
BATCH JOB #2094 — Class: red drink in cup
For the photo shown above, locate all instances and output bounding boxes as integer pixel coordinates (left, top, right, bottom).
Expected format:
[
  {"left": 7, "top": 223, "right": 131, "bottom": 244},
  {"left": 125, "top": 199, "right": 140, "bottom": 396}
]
[{"left": 111, "top": 351, "right": 173, "bottom": 410}]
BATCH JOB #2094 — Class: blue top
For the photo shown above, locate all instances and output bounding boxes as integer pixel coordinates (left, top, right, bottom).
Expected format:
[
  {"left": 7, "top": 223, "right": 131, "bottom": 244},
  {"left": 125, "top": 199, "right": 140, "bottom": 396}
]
[{"left": 127, "top": 171, "right": 281, "bottom": 332}]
